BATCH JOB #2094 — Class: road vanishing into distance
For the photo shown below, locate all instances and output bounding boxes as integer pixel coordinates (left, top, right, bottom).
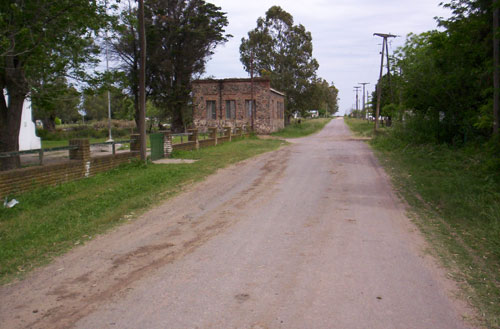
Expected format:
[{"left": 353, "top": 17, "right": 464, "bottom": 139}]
[{"left": 0, "top": 118, "right": 473, "bottom": 329}]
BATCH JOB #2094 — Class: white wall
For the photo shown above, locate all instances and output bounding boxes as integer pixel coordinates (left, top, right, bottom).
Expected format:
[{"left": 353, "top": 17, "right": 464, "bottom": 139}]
[{"left": 19, "top": 98, "right": 41, "bottom": 151}]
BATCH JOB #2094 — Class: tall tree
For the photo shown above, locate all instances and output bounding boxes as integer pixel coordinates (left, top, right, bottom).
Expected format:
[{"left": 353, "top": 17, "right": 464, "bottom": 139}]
[
  {"left": 112, "top": 0, "right": 230, "bottom": 132},
  {"left": 82, "top": 87, "right": 133, "bottom": 121},
  {"left": 32, "top": 77, "right": 81, "bottom": 128},
  {"left": 240, "top": 6, "right": 319, "bottom": 121},
  {"left": 307, "top": 78, "right": 339, "bottom": 116},
  {"left": 110, "top": 1, "right": 142, "bottom": 128},
  {"left": 0, "top": 0, "right": 108, "bottom": 169},
  {"left": 389, "top": 0, "right": 496, "bottom": 144}
]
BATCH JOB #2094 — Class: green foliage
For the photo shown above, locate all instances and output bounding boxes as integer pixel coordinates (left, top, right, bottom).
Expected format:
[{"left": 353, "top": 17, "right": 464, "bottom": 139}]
[
  {"left": 0, "top": 0, "right": 110, "bottom": 168},
  {"left": 31, "top": 77, "right": 82, "bottom": 128},
  {"left": 382, "top": 0, "right": 495, "bottom": 144},
  {"left": 0, "top": 137, "right": 284, "bottom": 283},
  {"left": 240, "top": 6, "right": 320, "bottom": 117},
  {"left": 307, "top": 79, "right": 339, "bottom": 116},
  {"left": 82, "top": 87, "right": 135, "bottom": 121},
  {"left": 54, "top": 117, "right": 62, "bottom": 125},
  {"left": 111, "top": 0, "right": 230, "bottom": 131},
  {"left": 36, "top": 126, "right": 131, "bottom": 141}
]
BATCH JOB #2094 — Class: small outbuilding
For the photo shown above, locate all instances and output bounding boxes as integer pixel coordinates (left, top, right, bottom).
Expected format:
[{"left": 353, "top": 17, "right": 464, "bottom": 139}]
[{"left": 191, "top": 78, "right": 285, "bottom": 134}]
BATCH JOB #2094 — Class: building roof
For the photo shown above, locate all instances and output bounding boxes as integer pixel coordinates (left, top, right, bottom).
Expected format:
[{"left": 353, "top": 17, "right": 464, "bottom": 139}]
[
  {"left": 270, "top": 88, "right": 285, "bottom": 97},
  {"left": 192, "top": 77, "right": 285, "bottom": 96},
  {"left": 192, "top": 77, "right": 270, "bottom": 84}
]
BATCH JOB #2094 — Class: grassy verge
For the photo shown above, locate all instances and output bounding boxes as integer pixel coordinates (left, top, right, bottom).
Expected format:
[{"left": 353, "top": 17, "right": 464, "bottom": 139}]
[
  {"left": 345, "top": 117, "right": 500, "bottom": 328},
  {"left": 0, "top": 137, "right": 285, "bottom": 284},
  {"left": 271, "top": 118, "right": 331, "bottom": 138}
]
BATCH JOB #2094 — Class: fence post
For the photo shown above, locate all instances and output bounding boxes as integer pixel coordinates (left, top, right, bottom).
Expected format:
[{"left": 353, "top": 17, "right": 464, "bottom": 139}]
[
  {"left": 38, "top": 149, "right": 44, "bottom": 166},
  {"left": 130, "top": 134, "right": 141, "bottom": 152},
  {"left": 224, "top": 126, "right": 232, "bottom": 142},
  {"left": 188, "top": 128, "right": 199, "bottom": 150},
  {"left": 208, "top": 127, "right": 218, "bottom": 146},
  {"left": 160, "top": 130, "right": 173, "bottom": 157},
  {"left": 69, "top": 139, "right": 91, "bottom": 177},
  {"left": 69, "top": 139, "right": 90, "bottom": 161}
]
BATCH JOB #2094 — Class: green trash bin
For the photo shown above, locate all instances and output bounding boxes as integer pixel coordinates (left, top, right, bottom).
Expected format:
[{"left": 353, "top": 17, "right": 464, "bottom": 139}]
[{"left": 150, "top": 133, "right": 164, "bottom": 161}]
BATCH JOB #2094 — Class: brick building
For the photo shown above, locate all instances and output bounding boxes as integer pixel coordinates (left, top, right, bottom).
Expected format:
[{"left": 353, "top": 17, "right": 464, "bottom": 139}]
[{"left": 192, "top": 78, "right": 285, "bottom": 134}]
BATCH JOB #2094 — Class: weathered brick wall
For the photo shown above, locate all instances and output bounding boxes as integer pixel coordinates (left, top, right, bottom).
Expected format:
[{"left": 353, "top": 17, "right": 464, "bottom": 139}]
[
  {"left": 0, "top": 131, "right": 252, "bottom": 198},
  {"left": 0, "top": 161, "right": 83, "bottom": 197},
  {"left": 89, "top": 152, "right": 140, "bottom": 176},
  {"left": 198, "top": 139, "right": 216, "bottom": 147},
  {"left": 217, "top": 136, "right": 230, "bottom": 144},
  {"left": 0, "top": 151, "right": 140, "bottom": 198},
  {"left": 192, "top": 78, "right": 285, "bottom": 134},
  {"left": 172, "top": 141, "right": 197, "bottom": 151},
  {"left": 268, "top": 91, "right": 286, "bottom": 132}
]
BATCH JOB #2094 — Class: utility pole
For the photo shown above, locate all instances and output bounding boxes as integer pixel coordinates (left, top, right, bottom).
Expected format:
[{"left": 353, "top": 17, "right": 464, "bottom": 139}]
[
  {"left": 138, "top": 0, "right": 147, "bottom": 163},
  {"left": 353, "top": 86, "right": 361, "bottom": 118},
  {"left": 374, "top": 33, "right": 396, "bottom": 132},
  {"left": 358, "top": 82, "right": 369, "bottom": 119},
  {"left": 494, "top": 1, "right": 499, "bottom": 135},
  {"left": 104, "top": 0, "right": 113, "bottom": 143},
  {"left": 250, "top": 50, "right": 255, "bottom": 132}
]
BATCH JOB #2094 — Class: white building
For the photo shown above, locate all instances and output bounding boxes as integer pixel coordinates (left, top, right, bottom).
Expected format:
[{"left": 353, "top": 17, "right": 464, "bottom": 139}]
[{"left": 18, "top": 97, "right": 41, "bottom": 151}]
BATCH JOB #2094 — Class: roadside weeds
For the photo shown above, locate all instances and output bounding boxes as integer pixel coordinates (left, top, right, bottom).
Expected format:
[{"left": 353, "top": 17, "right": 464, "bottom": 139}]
[{"left": 345, "top": 117, "right": 500, "bottom": 329}]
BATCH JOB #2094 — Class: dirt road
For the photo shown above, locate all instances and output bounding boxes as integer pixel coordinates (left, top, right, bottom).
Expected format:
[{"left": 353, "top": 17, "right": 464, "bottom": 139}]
[{"left": 0, "top": 118, "right": 474, "bottom": 328}]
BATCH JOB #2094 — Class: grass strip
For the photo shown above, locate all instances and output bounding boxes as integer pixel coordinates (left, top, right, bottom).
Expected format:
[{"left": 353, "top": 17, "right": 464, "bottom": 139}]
[
  {"left": 345, "top": 117, "right": 500, "bottom": 328},
  {"left": 0, "top": 137, "right": 285, "bottom": 284},
  {"left": 271, "top": 118, "right": 331, "bottom": 138}
]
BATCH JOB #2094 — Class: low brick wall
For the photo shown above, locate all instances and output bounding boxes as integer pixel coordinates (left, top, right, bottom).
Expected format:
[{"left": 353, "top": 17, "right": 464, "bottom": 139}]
[
  {"left": 0, "top": 147, "right": 140, "bottom": 198},
  {"left": 217, "top": 136, "right": 230, "bottom": 144},
  {"left": 0, "top": 161, "right": 83, "bottom": 197},
  {"left": 89, "top": 152, "right": 140, "bottom": 176},
  {"left": 198, "top": 139, "right": 216, "bottom": 148},
  {"left": 172, "top": 141, "right": 197, "bottom": 151},
  {"left": 0, "top": 129, "right": 250, "bottom": 198}
]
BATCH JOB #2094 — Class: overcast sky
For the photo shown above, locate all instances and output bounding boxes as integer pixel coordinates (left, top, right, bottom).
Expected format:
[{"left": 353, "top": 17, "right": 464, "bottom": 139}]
[{"left": 203, "top": 0, "right": 451, "bottom": 115}]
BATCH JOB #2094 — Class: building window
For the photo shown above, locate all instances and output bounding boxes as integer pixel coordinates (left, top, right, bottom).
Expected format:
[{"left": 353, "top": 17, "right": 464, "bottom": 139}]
[
  {"left": 225, "top": 100, "right": 236, "bottom": 119},
  {"left": 207, "top": 100, "right": 216, "bottom": 120},
  {"left": 245, "top": 100, "right": 256, "bottom": 118}
]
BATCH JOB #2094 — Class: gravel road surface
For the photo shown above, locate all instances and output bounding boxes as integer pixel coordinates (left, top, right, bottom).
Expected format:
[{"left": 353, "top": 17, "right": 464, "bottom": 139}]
[{"left": 0, "top": 118, "right": 474, "bottom": 329}]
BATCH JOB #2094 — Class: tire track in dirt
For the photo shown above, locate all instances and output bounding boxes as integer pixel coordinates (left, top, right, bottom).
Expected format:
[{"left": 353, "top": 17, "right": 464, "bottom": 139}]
[{"left": 0, "top": 147, "right": 290, "bottom": 329}]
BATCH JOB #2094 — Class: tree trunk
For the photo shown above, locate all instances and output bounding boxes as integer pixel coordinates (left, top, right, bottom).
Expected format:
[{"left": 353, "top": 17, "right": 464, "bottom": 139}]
[
  {"left": 42, "top": 115, "right": 56, "bottom": 131},
  {"left": 0, "top": 93, "right": 25, "bottom": 170},
  {"left": 133, "top": 93, "right": 140, "bottom": 131},
  {"left": 171, "top": 108, "right": 184, "bottom": 133}
]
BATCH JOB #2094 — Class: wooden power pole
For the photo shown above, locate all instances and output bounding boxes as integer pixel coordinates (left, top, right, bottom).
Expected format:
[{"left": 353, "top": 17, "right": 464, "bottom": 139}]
[
  {"left": 138, "top": 0, "right": 147, "bottom": 163},
  {"left": 250, "top": 50, "right": 255, "bottom": 132},
  {"left": 353, "top": 86, "right": 361, "bottom": 117},
  {"left": 494, "top": 1, "right": 499, "bottom": 135},
  {"left": 374, "top": 33, "right": 396, "bottom": 132},
  {"left": 359, "top": 82, "right": 369, "bottom": 119}
]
